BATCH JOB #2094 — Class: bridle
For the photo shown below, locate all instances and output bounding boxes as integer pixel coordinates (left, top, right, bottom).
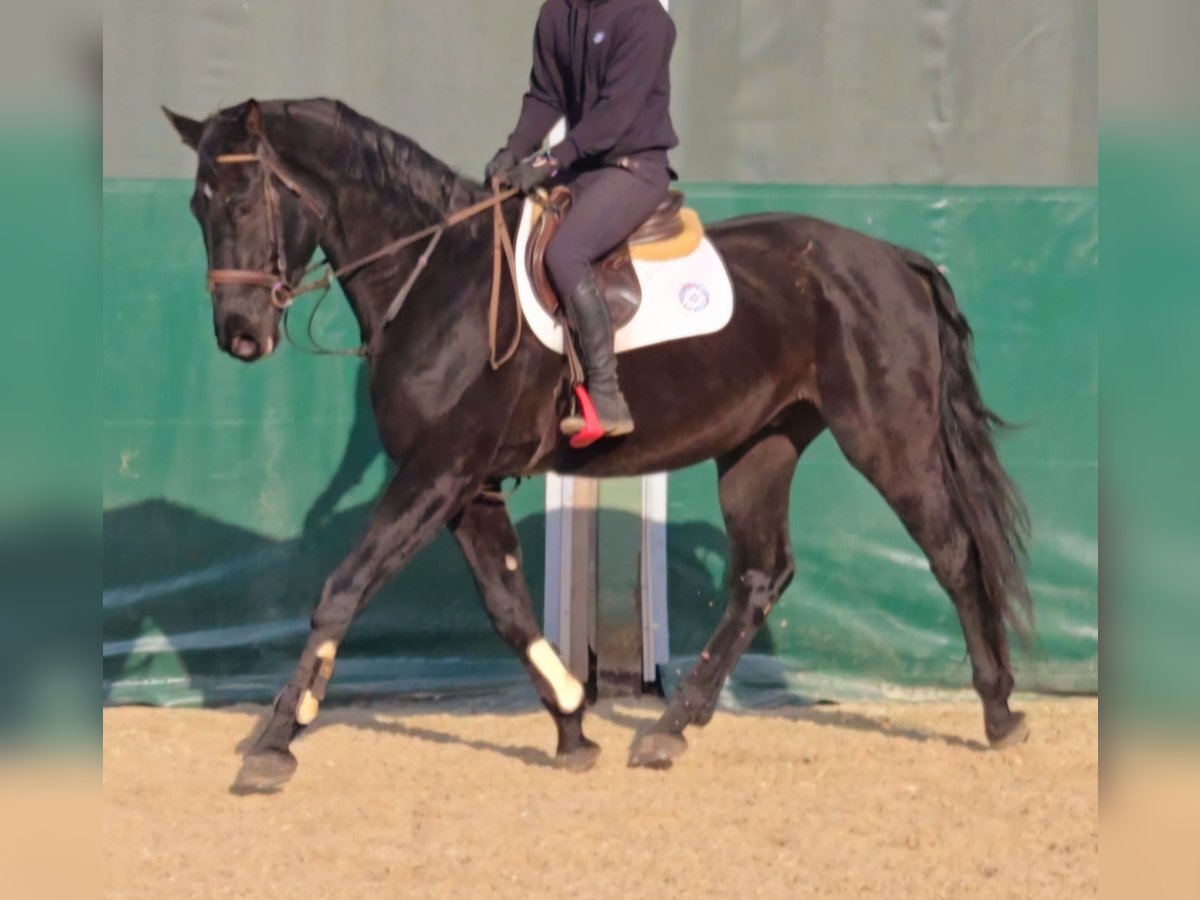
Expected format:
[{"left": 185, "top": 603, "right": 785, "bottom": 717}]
[
  {"left": 207, "top": 147, "right": 329, "bottom": 312},
  {"left": 206, "top": 141, "right": 523, "bottom": 365}
]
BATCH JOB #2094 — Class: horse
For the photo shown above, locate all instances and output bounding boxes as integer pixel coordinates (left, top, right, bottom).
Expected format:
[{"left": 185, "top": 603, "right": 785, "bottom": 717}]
[{"left": 162, "top": 98, "right": 1032, "bottom": 792}]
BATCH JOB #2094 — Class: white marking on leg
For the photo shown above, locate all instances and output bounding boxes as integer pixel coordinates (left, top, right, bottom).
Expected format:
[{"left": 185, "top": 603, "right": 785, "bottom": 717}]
[
  {"left": 296, "top": 690, "right": 319, "bottom": 725},
  {"left": 315, "top": 640, "right": 337, "bottom": 680},
  {"left": 504, "top": 554, "right": 519, "bottom": 572},
  {"left": 527, "top": 638, "right": 584, "bottom": 714}
]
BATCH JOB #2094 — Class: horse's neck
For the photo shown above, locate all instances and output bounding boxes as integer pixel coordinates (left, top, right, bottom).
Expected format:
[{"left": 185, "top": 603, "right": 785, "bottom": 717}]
[
  {"left": 272, "top": 108, "right": 506, "bottom": 346},
  {"left": 322, "top": 187, "right": 505, "bottom": 349},
  {"left": 317, "top": 184, "right": 441, "bottom": 341}
]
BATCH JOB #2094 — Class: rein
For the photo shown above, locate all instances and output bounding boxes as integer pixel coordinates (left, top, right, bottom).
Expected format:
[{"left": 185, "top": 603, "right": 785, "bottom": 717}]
[{"left": 209, "top": 148, "right": 522, "bottom": 366}]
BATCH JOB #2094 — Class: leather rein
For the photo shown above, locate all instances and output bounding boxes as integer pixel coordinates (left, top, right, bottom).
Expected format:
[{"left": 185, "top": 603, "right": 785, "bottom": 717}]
[{"left": 208, "top": 146, "right": 523, "bottom": 366}]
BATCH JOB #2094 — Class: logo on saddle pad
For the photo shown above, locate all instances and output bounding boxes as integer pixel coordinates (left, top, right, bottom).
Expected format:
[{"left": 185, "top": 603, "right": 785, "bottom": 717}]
[{"left": 679, "top": 283, "right": 711, "bottom": 315}]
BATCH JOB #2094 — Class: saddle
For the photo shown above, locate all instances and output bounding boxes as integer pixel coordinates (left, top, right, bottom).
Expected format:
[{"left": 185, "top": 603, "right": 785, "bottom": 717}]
[{"left": 526, "top": 187, "right": 705, "bottom": 329}]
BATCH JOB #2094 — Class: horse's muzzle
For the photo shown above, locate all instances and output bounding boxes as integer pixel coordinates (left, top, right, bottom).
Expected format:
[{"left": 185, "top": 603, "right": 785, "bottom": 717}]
[
  {"left": 229, "top": 333, "right": 262, "bottom": 361},
  {"left": 220, "top": 313, "right": 276, "bottom": 362}
]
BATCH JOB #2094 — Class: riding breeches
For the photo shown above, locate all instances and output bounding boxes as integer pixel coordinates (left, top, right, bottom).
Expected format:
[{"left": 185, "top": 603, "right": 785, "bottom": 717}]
[{"left": 544, "top": 162, "right": 671, "bottom": 295}]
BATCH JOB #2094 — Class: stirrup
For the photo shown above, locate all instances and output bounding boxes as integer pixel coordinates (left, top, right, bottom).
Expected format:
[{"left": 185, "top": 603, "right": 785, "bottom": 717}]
[
  {"left": 561, "top": 385, "right": 635, "bottom": 448},
  {"left": 562, "top": 386, "right": 607, "bottom": 449}
]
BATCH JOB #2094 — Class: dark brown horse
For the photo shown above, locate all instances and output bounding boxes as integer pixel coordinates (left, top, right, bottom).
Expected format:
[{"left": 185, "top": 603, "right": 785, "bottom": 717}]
[{"left": 163, "top": 98, "right": 1032, "bottom": 792}]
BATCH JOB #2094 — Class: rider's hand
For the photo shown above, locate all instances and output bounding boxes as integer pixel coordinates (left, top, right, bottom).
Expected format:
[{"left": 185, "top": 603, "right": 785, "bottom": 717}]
[
  {"left": 484, "top": 149, "right": 518, "bottom": 185},
  {"left": 506, "top": 152, "right": 559, "bottom": 194}
]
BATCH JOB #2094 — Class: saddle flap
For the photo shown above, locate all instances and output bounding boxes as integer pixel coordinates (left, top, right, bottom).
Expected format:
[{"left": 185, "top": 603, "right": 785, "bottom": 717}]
[
  {"left": 526, "top": 187, "right": 571, "bottom": 316},
  {"left": 594, "top": 246, "right": 641, "bottom": 330},
  {"left": 525, "top": 186, "right": 641, "bottom": 329}
]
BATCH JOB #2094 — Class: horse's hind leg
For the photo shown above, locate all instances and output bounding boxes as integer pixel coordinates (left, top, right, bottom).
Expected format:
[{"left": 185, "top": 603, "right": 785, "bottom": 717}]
[
  {"left": 837, "top": 437, "right": 1025, "bottom": 747},
  {"left": 449, "top": 493, "right": 599, "bottom": 771},
  {"left": 814, "top": 289, "right": 1027, "bottom": 748},
  {"left": 909, "top": 485, "right": 1026, "bottom": 748},
  {"left": 629, "top": 408, "right": 823, "bottom": 769}
]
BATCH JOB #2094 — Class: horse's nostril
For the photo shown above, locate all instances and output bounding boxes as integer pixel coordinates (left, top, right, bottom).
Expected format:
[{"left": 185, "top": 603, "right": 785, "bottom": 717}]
[{"left": 230, "top": 334, "right": 261, "bottom": 360}]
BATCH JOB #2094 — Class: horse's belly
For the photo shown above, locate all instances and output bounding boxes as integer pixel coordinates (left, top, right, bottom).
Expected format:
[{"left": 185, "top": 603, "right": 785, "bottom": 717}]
[{"left": 552, "top": 365, "right": 809, "bottom": 478}]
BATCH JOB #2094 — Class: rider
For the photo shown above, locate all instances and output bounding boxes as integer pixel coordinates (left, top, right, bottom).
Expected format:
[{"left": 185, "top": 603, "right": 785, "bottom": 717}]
[{"left": 486, "top": 0, "right": 678, "bottom": 438}]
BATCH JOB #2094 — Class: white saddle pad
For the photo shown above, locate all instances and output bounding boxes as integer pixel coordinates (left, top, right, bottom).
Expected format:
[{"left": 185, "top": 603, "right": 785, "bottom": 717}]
[{"left": 514, "top": 199, "right": 735, "bottom": 355}]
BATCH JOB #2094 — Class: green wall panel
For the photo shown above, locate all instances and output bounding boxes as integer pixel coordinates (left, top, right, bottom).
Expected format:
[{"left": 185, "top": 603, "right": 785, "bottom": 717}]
[{"left": 103, "top": 180, "right": 1097, "bottom": 705}]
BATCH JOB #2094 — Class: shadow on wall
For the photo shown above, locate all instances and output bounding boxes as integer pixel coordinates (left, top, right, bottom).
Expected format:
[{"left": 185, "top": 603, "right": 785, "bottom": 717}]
[{"left": 103, "top": 364, "right": 762, "bottom": 707}]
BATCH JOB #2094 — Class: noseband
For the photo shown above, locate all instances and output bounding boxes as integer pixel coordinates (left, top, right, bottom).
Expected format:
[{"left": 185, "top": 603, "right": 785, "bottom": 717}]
[{"left": 205, "top": 140, "right": 522, "bottom": 365}]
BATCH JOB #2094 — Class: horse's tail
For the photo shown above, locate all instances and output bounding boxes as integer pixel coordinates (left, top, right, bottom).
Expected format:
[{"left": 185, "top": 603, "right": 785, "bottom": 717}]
[{"left": 897, "top": 246, "right": 1033, "bottom": 643}]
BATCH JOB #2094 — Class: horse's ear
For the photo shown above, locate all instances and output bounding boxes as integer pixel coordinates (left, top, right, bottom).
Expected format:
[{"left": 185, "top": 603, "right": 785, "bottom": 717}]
[
  {"left": 162, "top": 106, "right": 203, "bottom": 151},
  {"left": 244, "top": 99, "right": 264, "bottom": 138}
]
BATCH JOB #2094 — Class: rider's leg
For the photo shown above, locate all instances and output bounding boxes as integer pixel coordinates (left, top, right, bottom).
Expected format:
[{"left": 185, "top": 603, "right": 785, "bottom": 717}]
[{"left": 546, "top": 164, "right": 669, "bottom": 435}]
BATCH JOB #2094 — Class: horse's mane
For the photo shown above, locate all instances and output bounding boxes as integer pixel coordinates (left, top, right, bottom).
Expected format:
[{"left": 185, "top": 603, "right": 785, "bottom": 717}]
[{"left": 269, "top": 98, "right": 488, "bottom": 219}]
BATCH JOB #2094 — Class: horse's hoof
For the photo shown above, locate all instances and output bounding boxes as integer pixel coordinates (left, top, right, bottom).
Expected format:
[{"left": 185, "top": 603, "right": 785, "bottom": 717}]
[
  {"left": 231, "top": 749, "right": 298, "bottom": 795},
  {"left": 554, "top": 738, "right": 601, "bottom": 773},
  {"left": 988, "top": 711, "right": 1030, "bottom": 750},
  {"left": 628, "top": 731, "right": 687, "bottom": 770}
]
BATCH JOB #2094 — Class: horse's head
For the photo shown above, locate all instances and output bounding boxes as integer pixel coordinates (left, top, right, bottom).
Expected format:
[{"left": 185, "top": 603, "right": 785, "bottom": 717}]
[{"left": 164, "top": 100, "right": 327, "bottom": 362}]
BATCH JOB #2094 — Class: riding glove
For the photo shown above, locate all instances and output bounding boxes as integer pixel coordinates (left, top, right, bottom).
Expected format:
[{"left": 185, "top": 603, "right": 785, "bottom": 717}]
[
  {"left": 484, "top": 148, "right": 518, "bottom": 185},
  {"left": 507, "top": 152, "right": 559, "bottom": 194}
]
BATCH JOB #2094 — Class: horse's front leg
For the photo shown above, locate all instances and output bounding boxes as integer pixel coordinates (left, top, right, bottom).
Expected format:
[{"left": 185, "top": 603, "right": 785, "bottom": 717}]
[
  {"left": 234, "top": 460, "right": 479, "bottom": 793},
  {"left": 449, "top": 492, "right": 599, "bottom": 771}
]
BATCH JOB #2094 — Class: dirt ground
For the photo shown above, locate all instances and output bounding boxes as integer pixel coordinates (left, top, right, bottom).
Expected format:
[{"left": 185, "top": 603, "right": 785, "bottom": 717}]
[{"left": 104, "top": 696, "right": 1097, "bottom": 899}]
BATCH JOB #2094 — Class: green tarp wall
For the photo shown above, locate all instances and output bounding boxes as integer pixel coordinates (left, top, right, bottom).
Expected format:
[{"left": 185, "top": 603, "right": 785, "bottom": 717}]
[{"left": 103, "top": 1, "right": 1097, "bottom": 705}]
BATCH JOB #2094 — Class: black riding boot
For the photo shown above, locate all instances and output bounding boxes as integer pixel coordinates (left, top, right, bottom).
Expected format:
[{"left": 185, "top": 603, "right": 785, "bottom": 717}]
[{"left": 560, "top": 272, "right": 635, "bottom": 437}]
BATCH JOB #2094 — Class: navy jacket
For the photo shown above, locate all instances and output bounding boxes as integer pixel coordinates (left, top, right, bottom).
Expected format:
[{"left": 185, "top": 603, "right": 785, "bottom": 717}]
[{"left": 504, "top": 0, "right": 678, "bottom": 171}]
